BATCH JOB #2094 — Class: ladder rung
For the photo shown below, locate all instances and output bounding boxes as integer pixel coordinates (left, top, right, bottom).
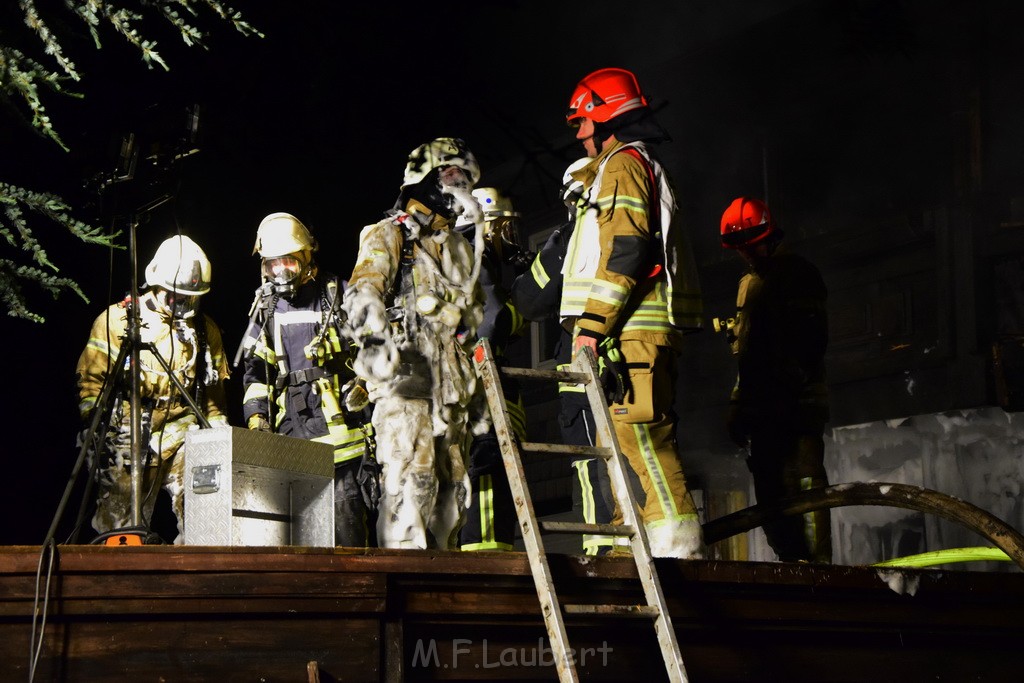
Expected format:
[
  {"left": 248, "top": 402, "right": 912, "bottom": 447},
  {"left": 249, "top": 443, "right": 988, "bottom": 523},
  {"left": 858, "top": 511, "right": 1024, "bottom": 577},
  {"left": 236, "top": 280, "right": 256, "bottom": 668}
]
[
  {"left": 564, "top": 604, "right": 660, "bottom": 618},
  {"left": 541, "top": 521, "right": 634, "bottom": 536},
  {"left": 519, "top": 441, "right": 612, "bottom": 458},
  {"left": 500, "top": 367, "right": 591, "bottom": 384}
]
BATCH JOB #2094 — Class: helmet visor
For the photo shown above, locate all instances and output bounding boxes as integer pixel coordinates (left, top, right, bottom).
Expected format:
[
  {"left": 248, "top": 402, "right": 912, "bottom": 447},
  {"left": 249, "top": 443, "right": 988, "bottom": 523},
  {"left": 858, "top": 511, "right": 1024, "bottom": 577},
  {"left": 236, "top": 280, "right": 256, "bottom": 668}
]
[
  {"left": 155, "top": 288, "right": 200, "bottom": 319},
  {"left": 721, "top": 224, "right": 771, "bottom": 249},
  {"left": 263, "top": 255, "right": 303, "bottom": 285},
  {"left": 485, "top": 216, "right": 521, "bottom": 250}
]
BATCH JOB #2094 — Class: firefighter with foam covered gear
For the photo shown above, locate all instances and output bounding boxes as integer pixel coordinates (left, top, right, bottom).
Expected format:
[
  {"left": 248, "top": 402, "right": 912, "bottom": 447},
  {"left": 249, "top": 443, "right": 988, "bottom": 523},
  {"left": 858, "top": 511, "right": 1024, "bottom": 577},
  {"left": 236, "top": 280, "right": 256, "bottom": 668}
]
[
  {"left": 562, "top": 67, "right": 706, "bottom": 559},
  {"left": 240, "top": 213, "right": 376, "bottom": 548},
  {"left": 342, "top": 137, "right": 486, "bottom": 550},
  {"left": 720, "top": 197, "right": 832, "bottom": 563},
  {"left": 455, "top": 187, "right": 530, "bottom": 552},
  {"left": 76, "top": 235, "right": 229, "bottom": 544}
]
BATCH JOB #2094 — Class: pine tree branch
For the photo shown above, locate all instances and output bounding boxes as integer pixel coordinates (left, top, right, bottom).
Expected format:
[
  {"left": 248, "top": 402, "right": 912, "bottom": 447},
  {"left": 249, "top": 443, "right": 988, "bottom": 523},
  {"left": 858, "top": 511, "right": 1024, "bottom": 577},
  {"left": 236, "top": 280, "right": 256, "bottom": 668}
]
[
  {"left": 0, "top": 181, "right": 122, "bottom": 322},
  {"left": 2, "top": 1, "right": 259, "bottom": 322}
]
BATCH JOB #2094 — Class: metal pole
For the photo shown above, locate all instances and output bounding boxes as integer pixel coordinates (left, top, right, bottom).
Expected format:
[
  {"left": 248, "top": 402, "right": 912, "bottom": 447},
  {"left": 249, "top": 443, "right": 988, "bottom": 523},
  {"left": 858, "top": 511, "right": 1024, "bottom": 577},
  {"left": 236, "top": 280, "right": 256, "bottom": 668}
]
[{"left": 127, "top": 217, "right": 144, "bottom": 527}]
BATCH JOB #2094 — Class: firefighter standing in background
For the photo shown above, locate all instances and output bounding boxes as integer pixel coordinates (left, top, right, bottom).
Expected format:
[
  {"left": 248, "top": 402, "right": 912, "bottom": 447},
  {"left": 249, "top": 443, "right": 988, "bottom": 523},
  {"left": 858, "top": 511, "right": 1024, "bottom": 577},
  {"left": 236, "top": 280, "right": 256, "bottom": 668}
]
[
  {"left": 76, "top": 235, "right": 229, "bottom": 544},
  {"left": 456, "top": 187, "right": 531, "bottom": 552},
  {"left": 510, "top": 160, "right": 623, "bottom": 555},
  {"left": 342, "top": 137, "right": 485, "bottom": 550},
  {"left": 720, "top": 196, "right": 832, "bottom": 563},
  {"left": 561, "top": 67, "right": 705, "bottom": 558},
  {"left": 241, "top": 213, "right": 376, "bottom": 548}
]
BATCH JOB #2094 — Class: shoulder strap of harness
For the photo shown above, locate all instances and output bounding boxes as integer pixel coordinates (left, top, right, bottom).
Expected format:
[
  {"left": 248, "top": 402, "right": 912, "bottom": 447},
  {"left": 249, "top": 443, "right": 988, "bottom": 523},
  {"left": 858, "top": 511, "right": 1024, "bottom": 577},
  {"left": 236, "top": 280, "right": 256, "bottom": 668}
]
[{"left": 616, "top": 145, "right": 664, "bottom": 279}]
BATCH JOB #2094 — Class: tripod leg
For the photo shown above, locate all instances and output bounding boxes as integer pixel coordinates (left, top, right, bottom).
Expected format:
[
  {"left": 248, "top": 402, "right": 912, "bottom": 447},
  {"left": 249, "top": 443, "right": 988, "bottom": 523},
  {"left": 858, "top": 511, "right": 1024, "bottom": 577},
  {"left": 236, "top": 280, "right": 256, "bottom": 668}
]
[
  {"left": 67, "top": 435, "right": 100, "bottom": 544},
  {"left": 44, "top": 341, "right": 132, "bottom": 545},
  {"left": 143, "top": 341, "right": 212, "bottom": 429}
]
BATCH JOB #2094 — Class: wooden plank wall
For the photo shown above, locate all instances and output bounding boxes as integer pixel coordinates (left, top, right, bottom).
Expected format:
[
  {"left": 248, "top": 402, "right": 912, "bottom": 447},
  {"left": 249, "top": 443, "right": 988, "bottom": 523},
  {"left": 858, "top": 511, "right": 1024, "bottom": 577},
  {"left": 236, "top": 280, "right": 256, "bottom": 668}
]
[{"left": 1, "top": 546, "right": 1022, "bottom": 682}]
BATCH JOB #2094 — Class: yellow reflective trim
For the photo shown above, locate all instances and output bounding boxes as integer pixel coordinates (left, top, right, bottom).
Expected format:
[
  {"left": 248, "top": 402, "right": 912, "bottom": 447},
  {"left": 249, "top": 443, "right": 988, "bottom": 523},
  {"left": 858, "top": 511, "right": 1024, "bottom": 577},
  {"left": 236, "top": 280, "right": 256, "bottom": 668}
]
[
  {"left": 574, "top": 459, "right": 616, "bottom": 555},
  {"left": 85, "top": 338, "right": 111, "bottom": 355},
  {"left": 588, "top": 280, "right": 628, "bottom": 306},
  {"left": 629, "top": 310, "right": 671, "bottom": 321},
  {"left": 560, "top": 279, "right": 593, "bottom": 316},
  {"left": 633, "top": 423, "right": 678, "bottom": 518},
  {"left": 557, "top": 363, "right": 586, "bottom": 392},
  {"left": 506, "top": 399, "right": 527, "bottom": 440},
  {"left": 530, "top": 257, "right": 551, "bottom": 288},
  {"left": 243, "top": 383, "right": 271, "bottom": 403},
  {"left": 562, "top": 281, "right": 592, "bottom": 296},
  {"left": 461, "top": 541, "right": 515, "bottom": 552},
  {"left": 573, "top": 460, "right": 596, "bottom": 525},
  {"left": 253, "top": 343, "right": 276, "bottom": 364},
  {"left": 612, "top": 195, "right": 646, "bottom": 213},
  {"left": 479, "top": 473, "right": 494, "bottom": 544},
  {"left": 622, "top": 323, "right": 674, "bottom": 332},
  {"left": 582, "top": 538, "right": 616, "bottom": 554},
  {"left": 506, "top": 302, "right": 526, "bottom": 337},
  {"left": 313, "top": 426, "right": 367, "bottom": 464}
]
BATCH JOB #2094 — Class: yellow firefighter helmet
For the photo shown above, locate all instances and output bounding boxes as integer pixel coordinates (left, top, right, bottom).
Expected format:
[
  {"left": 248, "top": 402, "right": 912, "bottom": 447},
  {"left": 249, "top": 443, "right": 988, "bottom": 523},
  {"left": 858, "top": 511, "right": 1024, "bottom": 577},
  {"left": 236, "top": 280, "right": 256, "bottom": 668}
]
[{"left": 253, "top": 212, "right": 318, "bottom": 258}]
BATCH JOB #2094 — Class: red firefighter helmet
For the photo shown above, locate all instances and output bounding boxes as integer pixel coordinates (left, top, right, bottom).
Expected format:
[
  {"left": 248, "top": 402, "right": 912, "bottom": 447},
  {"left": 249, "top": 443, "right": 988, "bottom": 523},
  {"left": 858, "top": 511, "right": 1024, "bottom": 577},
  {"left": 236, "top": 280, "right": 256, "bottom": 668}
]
[
  {"left": 720, "top": 197, "right": 777, "bottom": 249},
  {"left": 566, "top": 68, "right": 648, "bottom": 125}
]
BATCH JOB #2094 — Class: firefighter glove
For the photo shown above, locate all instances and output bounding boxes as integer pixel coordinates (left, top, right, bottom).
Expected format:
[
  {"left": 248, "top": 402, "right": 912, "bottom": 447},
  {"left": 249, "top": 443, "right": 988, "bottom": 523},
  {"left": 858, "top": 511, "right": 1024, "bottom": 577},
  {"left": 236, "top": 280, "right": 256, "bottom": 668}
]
[
  {"left": 344, "top": 287, "right": 387, "bottom": 340},
  {"left": 353, "top": 334, "right": 400, "bottom": 383},
  {"left": 507, "top": 246, "right": 536, "bottom": 276},
  {"left": 356, "top": 451, "right": 382, "bottom": 510},
  {"left": 598, "top": 338, "right": 632, "bottom": 405},
  {"left": 342, "top": 378, "right": 370, "bottom": 413},
  {"left": 247, "top": 413, "right": 271, "bottom": 432}
]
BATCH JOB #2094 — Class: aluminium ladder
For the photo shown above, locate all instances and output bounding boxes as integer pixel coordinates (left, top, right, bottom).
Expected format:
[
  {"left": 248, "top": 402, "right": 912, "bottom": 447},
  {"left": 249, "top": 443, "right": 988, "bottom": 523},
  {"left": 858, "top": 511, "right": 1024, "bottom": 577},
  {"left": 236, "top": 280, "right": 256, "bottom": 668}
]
[{"left": 471, "top": 339, "right": 688, "bottom": 683}]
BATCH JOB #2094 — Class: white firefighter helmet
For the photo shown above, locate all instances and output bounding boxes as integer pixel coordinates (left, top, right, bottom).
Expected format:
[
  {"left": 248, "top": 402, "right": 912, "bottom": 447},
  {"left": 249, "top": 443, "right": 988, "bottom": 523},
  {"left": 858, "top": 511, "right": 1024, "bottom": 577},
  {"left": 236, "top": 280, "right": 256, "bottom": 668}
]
[
  {"left": 402, "top": 137, "right": 481, "bottom": 187},
  {"left": 454, "top": 187, "right": 523, "bottom": 259},
  {"left": 253, "top": 212, "right": 318, "bottom": 258},
  {"left": 454, "top": 187, "right": 520, "bottom": 229},
  {"left": 473, "top": 187, "right": 520, "bottom": 220},
  {"left": 144, "top": 235, "right": 211, "bottom": 295}
]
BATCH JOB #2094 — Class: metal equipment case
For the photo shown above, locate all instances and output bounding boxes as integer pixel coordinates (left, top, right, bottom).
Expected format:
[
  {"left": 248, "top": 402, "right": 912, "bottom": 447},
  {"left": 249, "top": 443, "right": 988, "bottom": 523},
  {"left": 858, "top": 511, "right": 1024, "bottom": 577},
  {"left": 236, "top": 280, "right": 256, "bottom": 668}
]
[{"left": 183, "top": 427, "right": 334, "bottom": 547}]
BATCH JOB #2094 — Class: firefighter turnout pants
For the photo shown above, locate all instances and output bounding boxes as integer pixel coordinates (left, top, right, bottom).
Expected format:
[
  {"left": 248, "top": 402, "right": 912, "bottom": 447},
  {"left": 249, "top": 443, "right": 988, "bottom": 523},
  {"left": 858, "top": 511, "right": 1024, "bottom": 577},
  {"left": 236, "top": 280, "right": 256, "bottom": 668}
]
[
  {"left": 608, "top": 339, "right": 703, "bottom": 558},
  {"left": 746, "top": 427, "right": 832, "bottom": 563}
]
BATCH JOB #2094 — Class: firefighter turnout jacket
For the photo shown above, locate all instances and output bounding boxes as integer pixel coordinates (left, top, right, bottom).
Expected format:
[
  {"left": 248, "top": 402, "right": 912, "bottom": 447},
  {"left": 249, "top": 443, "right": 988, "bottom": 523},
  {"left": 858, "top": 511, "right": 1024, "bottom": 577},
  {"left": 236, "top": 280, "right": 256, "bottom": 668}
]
[
  {"left": 77, "top": 290, "right": 230, "bottom": 459},
  {"left": 561, "top": 139, "right": 703, "bottom": 346},
  {"left": 242, "top": 274, "right": 367, "bottom": 465}
]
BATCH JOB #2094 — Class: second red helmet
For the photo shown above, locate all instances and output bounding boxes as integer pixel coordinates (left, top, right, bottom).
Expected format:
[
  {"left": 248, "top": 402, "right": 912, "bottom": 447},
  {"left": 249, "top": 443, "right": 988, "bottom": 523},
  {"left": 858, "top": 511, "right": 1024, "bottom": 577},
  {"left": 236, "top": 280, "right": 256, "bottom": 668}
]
[{"left": 720, "top": 197, "right": 777, "bottom": 249}]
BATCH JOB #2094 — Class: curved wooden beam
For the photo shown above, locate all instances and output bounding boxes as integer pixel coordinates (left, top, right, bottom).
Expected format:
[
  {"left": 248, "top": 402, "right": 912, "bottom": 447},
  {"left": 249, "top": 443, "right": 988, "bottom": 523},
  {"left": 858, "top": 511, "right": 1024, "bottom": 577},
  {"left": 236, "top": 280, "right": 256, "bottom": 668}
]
[{"left": 700, "top": 482, "right": 1024, "bottom": 570}]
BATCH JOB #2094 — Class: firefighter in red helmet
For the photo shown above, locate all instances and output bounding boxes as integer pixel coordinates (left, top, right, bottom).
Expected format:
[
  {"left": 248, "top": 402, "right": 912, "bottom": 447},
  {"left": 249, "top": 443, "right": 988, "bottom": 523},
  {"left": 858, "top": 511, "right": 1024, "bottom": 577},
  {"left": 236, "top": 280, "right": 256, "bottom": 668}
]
[
  {"left": 561, "top": 67, "right": 705, "bottom": 558},
  {"left": 720, "top": 196, "right": 832, "bottom": 563}
]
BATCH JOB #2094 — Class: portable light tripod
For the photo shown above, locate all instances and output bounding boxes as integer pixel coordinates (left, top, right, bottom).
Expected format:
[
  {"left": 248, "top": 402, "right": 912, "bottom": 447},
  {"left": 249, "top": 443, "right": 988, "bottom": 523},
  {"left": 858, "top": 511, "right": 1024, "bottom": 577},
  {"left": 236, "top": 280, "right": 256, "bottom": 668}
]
[{"left": 45, "top": 109, "right": 208, "bottom": 546}]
